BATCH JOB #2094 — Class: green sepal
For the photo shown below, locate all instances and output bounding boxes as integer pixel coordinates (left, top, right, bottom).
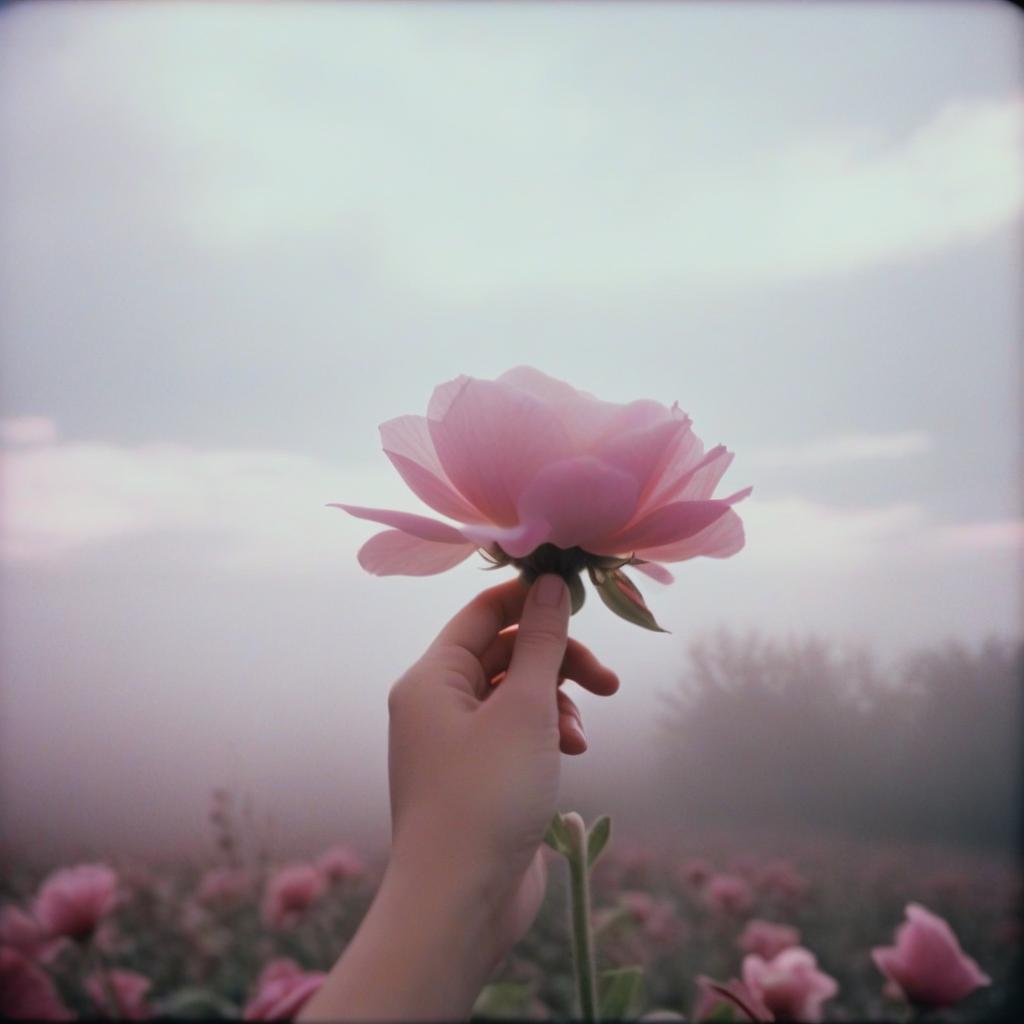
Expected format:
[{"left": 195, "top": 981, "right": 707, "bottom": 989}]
[
  {"left": 589, "top": 567, "right": 669, "bottom": 633},
  {"left": 471, "top": 981, "right": 536, "bottom": 1020},
  {"left": 543, "top": 812, "right": 573, "bottom": 856},
  {"left": 598, "top": 966, "right": 647, "bottom": 1021},
  {"left": 586, "top": 814, "right": 612, "bottom": 868}
]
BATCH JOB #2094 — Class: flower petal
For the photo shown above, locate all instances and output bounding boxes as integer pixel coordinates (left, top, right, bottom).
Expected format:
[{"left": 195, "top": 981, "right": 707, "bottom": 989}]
[
  {"left": 633, "top": 561, "right": 675, "bottom": 584},
  {"left": 428, "top": 377, "right": 573, "bottom": 525},
  {"left": 634, "top": 507, "right": 747, "bottom": 563},
  {"left": 356, "top": 530, "right": 477, "bottom": 576},
  {"left": 593, "top": 416, "right": 692, "bottom": 500},
  {"left": 329, "top": 504, "right": 468, "bottom": 543},
  {"left": 599, "top": 498, "right": 737, "bottom": 554},
  {"left": 516, "top": 456, "right": 640, "bottom": 551},
  {"left": 380, "top": 414, "right": 489, "bottom": 523},
  {"left": 458, "top": 517, "right": 552, "bottom": 559}
]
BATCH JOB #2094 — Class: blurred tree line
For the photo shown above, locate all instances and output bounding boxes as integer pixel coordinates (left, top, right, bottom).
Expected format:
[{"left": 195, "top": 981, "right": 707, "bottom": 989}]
[{"left": 656, "top": 631, "right": 1022, "bottom": 848}]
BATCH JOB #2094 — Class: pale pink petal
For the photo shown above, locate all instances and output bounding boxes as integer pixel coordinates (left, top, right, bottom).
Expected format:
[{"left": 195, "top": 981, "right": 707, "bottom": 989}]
[
  {"left": 458, "top": 517, "right": 551, "bottom": 559},
  {"left": 427, "top": 374, "right": 472, "bottom": 421},
  {"left": 357, "top": 530, "right": 477, "bottom": 576},
  {"left": 633, "top": 561, "right": 675, "bottom": 584},
  {"left": 600, "top": 499, "right": 737, "bottom": 554},
  {"left": 634, "top": 507, "right": 747, "bottom": 563},
  {"left": 515, "top": 456, "right": 640, "bottom": 551},
  {"left": 329, "top": 504, "right": 468, "bottom": 544},
  {"left": 428, "top": 378, "right": 573, "bottom": 525},
  {"left": 592, "top": 418, "right": 692, "bottom": 500},
  {"left": 497, "top": 366, "right": 625, "bottom": 452},
  {"left": 635, "top": 429, "right": 707, "bottom": 513},
  {"left": 380, "top": 415, "right": 488, "bottom": 523}
]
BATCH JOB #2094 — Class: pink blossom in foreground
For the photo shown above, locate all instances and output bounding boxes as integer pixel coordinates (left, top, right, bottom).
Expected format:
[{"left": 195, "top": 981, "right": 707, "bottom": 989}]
[
  {"left": 694, "top": 974, "right": 774, "bottom": 1022},
  {"left": 742, "top": 947, "right": 838, "bottom": 1023},
  {"left": 872, "top": 903, "right": 991, "bottom": 1008},
  {"left": 33, "top": 864, "right": 118, "bottom": 942},
  {"left": 317, "top": 844, "right": 365, "bottom": 883},
  {"left": 261, "top": 864, "right": 325, "bottom": 930},
  {"left": 739, "top": 919, "right": 802, "bottom": 960},
  {"left": 705, "top": 873, "right": 754, "bottom": 916},
  {"left": 0, "top": 905, "right": 66, "bottom": 964},
  {"left": 332, "top": 368, "right": 750, "bottom": 618},
  {"left": 244, "top": 958, "right": 326, "bottom": 1021},
  {"left": 0, "top": 947, "right": 73, "bottom": 1020},
  {"left": 85, "top": 968, "right": 152, "bottom": 1020}
]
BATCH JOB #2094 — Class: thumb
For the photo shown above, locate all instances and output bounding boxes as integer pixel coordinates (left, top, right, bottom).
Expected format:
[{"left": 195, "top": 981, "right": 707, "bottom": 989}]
[{"left": 501, "top": 574, "right": 570, "bottom": 705}]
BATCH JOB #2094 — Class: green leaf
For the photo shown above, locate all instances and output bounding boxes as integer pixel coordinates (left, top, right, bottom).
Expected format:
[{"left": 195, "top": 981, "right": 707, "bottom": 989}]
[
  {"left": 543, "top": 812, "right": 572, "bottom": 856},
  {"left": 589, "top": 567, "right": 669, "bottom": 633},
  {"left": 598, "top": 966, "right": 646, "bottom": 1021},
  {"left": 586, "top": 814, "right": 612, "bottom": 868},
  {"left": 472, "top": 981, "right": 536, "bottom": 1020},
  {"left": 152, "top": 988, "right": 241, "bottom": 1019}
]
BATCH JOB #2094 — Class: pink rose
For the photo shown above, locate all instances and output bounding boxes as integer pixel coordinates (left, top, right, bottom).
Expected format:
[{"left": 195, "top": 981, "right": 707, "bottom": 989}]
[
  {"left": 85, "top": 968, "right": 152, "bottom": 1020},
  {"left": 0, "top": 905, "right": 66, "bottom": 964},
  {"left": 261, "top": 864, "right": 325, "bottom": 930},
  {"left": 33, "top": 864, "right": 118, "bottom": 943},
  {"left": 742, "top": 947, "right": 838, "bottom": 1023},
  {"left": 872, "top": 903, "right": 991, "bottom": 1008},
  {"left": 0, "top": 947, "right": 73, "bottom": 1020},
  {"left": 244, "top": 958, "right": 326, "bottom": 1021},
  {"left": 316, "top": 844, "right": 365, "bottom": 883},
  {"left": 739, "top": 920, "right": 801, "bottom": 960},
  {"left": 333, "top": 368, "right": 750, "bottom": 629},
  {"left": 705, "top": 873, "right": 754, "bottom": 916}
]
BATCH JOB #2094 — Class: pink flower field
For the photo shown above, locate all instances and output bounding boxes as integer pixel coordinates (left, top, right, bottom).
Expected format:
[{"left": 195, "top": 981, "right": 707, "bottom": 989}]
[{"left": 1, "top": 811, "right": 1017, "bottom": 1021}]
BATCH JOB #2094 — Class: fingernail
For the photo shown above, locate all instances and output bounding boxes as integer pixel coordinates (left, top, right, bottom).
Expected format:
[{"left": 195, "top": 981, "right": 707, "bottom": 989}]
[{"left": 535, "top": 574, "right": 566, "bottom": 608}]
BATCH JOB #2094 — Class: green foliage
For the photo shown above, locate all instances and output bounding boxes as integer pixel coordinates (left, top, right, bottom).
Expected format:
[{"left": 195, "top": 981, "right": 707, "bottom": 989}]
[
  {"left": 598, "top": 966, "right": 646, "bottom": 1021},
  {"left": 587, "top": 815, "right": 612, "bottom": 868}
]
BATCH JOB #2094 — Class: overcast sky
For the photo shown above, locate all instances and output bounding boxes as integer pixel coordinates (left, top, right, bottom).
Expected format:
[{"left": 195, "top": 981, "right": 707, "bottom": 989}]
[{"left": 1, "top": 0, "right": 1021, "bottom": 861}]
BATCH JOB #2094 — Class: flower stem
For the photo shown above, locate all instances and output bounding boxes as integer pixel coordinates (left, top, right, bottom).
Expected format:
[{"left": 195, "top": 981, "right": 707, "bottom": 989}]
[{"left": 564, "top": 814, "right": 598, "bottom": 1022}]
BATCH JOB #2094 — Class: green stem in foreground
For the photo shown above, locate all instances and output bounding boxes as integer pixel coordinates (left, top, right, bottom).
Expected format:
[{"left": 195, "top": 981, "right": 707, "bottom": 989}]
[{"left": 544, "top": 811, "right": 613, "bottom": 1022}]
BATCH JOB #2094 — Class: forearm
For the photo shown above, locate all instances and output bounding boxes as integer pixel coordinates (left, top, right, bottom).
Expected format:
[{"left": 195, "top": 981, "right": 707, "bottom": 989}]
[{"left": 297, "top": 852, "right": 508, "bottom": 1022}]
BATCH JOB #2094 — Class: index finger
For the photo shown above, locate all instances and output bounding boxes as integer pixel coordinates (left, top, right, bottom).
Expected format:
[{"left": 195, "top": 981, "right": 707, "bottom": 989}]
[{"left": 427, "top": 577, "right": 531, "bottom": 659}]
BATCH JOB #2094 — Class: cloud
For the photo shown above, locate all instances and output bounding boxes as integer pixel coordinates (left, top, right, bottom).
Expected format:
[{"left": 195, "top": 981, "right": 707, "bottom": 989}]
[
  {"left": 0, "top": 416, "right": 60, "bottom": 446},
  {"left": 0, "top": 422, "right": 404, "bottom": 572},
  {"left": 749, "top": 431, "right": 932, "bottom": 470}
]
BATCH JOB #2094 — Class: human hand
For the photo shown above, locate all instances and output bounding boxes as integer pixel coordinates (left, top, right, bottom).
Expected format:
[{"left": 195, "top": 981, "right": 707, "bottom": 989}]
[{"left": 299, "top": 574, "right": 619, "bottom": 1021}]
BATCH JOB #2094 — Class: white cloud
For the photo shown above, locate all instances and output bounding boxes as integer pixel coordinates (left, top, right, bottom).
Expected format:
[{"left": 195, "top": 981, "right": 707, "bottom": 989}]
[
  {"left": 749, "top": 431, "right": 932, "bottom": 470},
  {"left": 1, "top": 416, "right": 60, "bottom": 446},
  {"left": 0, "top": 424, "right": 405, "bottom": 573}
]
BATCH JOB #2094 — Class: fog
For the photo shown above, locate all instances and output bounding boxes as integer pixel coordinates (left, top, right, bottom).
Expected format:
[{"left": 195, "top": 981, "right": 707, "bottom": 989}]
[{"left": 0, "top": 1, "right": 1021, "bottom": 866}]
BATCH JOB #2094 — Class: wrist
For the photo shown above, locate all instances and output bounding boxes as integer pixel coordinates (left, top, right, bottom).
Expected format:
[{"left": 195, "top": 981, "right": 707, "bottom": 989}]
[{"left": 299, "top": 845, "right": 514, "bottom": 1022}]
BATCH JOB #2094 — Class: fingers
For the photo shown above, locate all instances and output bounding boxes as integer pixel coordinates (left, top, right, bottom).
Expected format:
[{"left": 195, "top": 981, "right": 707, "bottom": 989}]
[
  {"left": 499, "top": 576, "right": 570, "bottom": 709},
  {"left": 426, "top": 578, "right": 529, "bottom": 661},
  {"left": 558, "top": 689, "right": 587, "bottom": 755},
  {"left": 481, "top": 631, "right": 619, "bottom": 696}
]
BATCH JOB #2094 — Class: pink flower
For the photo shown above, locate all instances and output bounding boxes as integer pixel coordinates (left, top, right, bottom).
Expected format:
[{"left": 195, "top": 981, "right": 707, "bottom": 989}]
[
  {"left": 0, "top": 947, "right": 73, "bottom": 1020},
  {"left": 872, "top": 903, "right": 991, "bottom": 1008},
  {"left": 742, "top": 947, "right": 838, "bottom": 1023},
  {"left": 0, "top": 905, "right": 66, "bottom": 964},
  {"left": 619, "top": 892, "right": 680, "bottom": 946},
  {"left": 316, "top": 844, "right": 365, "bottom": 883},
  {"left": 197, "top": 867, "right": 254, "bottom": 909},
  {"left": 333, "top": 368, "right": 750, "bottom": 629},
  {"left": 33, "top": 864, "right": 118, "bottom": 943},
  {"left": 261, "top": 864, "right": 325, "bottom": 930},
  {"left": 754, "top": 860, "right": 809, "bottom": 902},
  {"left": 244, "top": 958, "right": 326, "bottom": 1021},
  {"left": 693, "top": 975, "right": 774, "bottom": 1022},
  {"left": 705, "top": 873, "right": 754, "bottom": 916},
  {"left": 739, "top": 920, "right": 801, "bottom": 960},
  {"left": 85, "top": 968, "right": 152, "bottom": 1020}
]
